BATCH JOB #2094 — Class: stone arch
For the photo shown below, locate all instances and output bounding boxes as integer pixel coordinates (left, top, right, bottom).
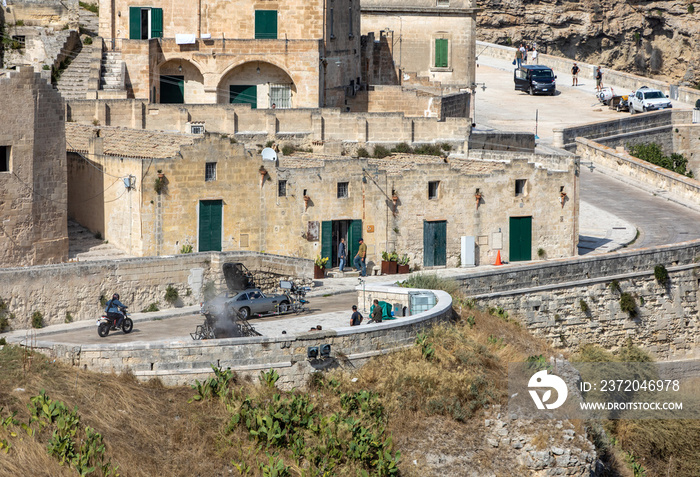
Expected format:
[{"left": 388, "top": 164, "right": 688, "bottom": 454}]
[
  {"left": 216, "top": 60, "right": 298, "bottom": 108},
  {"left": 156, "top": 58, "right": 205, "bottom": 104}
]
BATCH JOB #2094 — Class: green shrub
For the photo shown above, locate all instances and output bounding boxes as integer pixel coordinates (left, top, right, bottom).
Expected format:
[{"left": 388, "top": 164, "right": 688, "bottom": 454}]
[
  {"left": 79, "top": 1, "right": 99, "bottom": 14},
  {"left": 413, "top": 144, "right": 444, "bottom": 156},
  {"left": 94, "top": 231, "right": 102, "bottom": 240},
  {"left": 441, "top": 143, "right": 452, "bottom": 151},
  {"left": 398, "top": 273, "right": 459, "bottom": 295},
  {"left": 393, "top": 142, "right": 413, "bottom": 154},
  {"left": 83, "top": 36, "right": 93, "bottom": 45},
  {"left": 0, "top": 299, "right": 10, "bottom": 332},
  {"left": 466, "top": 315, "right": 476, "bottom": 328},
  {"left": 15, "top": 20, "right": 24, "bottom": 26},
  {"left": 99, "top": 294, "right": 108, "bottom": 307},
  {"left": 689, "top": 4, "right": 695, "bottom": 13},
  {"left": 537, "top": 247, "right": 545, "bottom": 258},
  {"left": 620, "top": 292, "right": 637, "bottom": 317},
  {"left": 654, "top": 264, "right": 669, "bottom": 285},
  {"left": 356, "top": 147, "right": 370, "bottom": 158},
  {"left": 154, "top": 176, "right": 165, "bottom": 194},
  {"left": 0, "top": 338, "right": 6, "bottom": 346},
  {"left": 373, "top": 145, "right": 391, "bottom": 158},
  {"left": 628, "top": 142, "right": 692, "bottom": 177},
  {"left": 259, "top": 368, "right": 280, "bottom": 388},
  {"left": 31, "top": 311, "right": 44, "bottom": 329},
  {"left": 580, "top": 299, "right": 590, "bottom": 313},
  {"left": 164, "top": 286, "right": 179, "bottom": 305},
  {"left": 281, "top": 144, "right": 295, "bottom": 156},
  {"left": 179, "top": 244, "right": 193, "bottom": 254},
  {"left": 42, "top": 64, "right": 50, "bottom": 70},
  {"left": 142, "top": 303, "right": 159, "bottom": 313},
  {"left": 526, "top": 354, "right": 551, "bottom": 371},
  {"left": 64, "top": 312, "right": 73, "bottom": 324},
  {"left": 609, "top": 280, "right": 621, "bottom": 293}
]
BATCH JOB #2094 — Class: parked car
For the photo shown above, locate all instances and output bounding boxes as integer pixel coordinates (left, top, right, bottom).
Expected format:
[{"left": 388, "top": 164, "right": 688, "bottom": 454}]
[
  {"left": 628, "top": 86, "right": 672, "bottom": 114},
  {"left": 514, "top": 65, "right": 557, "bottom": 96},
  {"left": 224, "top": 288, "right": 291, "bottom": 319}
]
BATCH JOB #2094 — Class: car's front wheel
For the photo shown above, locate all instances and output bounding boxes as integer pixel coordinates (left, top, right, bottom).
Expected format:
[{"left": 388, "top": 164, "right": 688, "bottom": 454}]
[
  {"left": 279, "top": 301, "right": 290, "bottom": 313},
  {"left": 238, "top": 307, "right": 250, "bottom": 319}
]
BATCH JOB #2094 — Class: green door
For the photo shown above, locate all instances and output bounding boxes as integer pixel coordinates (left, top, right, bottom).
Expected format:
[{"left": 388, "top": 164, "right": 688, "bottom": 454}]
[
  {"left": 509, "top": 216, "right": 532, "bottom": 261},
  {"left": 199, "top": 200, "right": 222, "bottom": 252},
  {"left": 423, "top": 221, "right": 447, "bottom": 267},
  {"left": 435, "top": 39, "right": 448, "bottom": 68},
  {"left": 230, "top": 85, "right": 257, "bottom": 109},
  {"left": 161, "top": 75, "right": 184, "bottom": 104},
  {"left": 347, "top": 220, "right": 363, "bottom": 263},
  {"left": 321, "top": 221, "right": 332, "bottom": 263}
]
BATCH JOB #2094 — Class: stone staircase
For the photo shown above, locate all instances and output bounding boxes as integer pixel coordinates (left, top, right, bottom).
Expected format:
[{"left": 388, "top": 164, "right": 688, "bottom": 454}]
[
  {"left": 100, "top": 50, "right": 125, "bottom": 92},
  {"left": 78, "top": 6, "right": 99, "bottom": 37},
  {"left": 55, "top": 45, "right": 94, "bottom": 101},
  {"left": 68, "top": 219, "right": 134, "bottom": 262}
]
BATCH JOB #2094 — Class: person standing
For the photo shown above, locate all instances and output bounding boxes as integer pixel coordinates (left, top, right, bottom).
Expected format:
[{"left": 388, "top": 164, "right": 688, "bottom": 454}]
[
  {"left": 515, "top": 47, "right": 523, "bottom": 68},
  {"left": 571, "top": 62, "right": 580, "bottom": 86},
  {"left": 350, "top": 305, "right": 363, "bottom": 326},
  {"left": 521, "top": 44, "right": 528, "bottom": 64},
  {"left": 595, "top": 66, "right": 603, "bottom": 91},
  {"left": 337, "top": 238, "right": 347, "bottom": 272},
  {"left": 531, "top": 47, "right": 538, "bottom": 65},
  {"left": 353, "top": 238, "right": 367, "bottom": 276},
  {"left": 371, "top": 299, "right": 383, "bottom": 323}
]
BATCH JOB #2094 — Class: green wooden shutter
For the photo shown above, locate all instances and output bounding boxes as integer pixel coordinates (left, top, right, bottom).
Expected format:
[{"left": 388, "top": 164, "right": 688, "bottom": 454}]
[
  {"left": 321, "top": 221, "right": 332, "bottom": 264},
  {"left": 129, "top": 7, "right": 141, "bottom": 40},
  {"left": 509, "top": 216, "right": 532, "bottom": 261},
  {"left": 199, "top": 200, "right": 223, "bottom": 252},
  {"left": 255, "top": 10, "right": 278, "bottom": 39},
  {"left": 435, "top": 39, "right": 448, "bottom": 68},
  {"left": 423, "top": 221, "right": 434, "bottom": 267},
  {"left": 348, "top": 220, "right": 362, "bottom": 261},
  {"left": 434, "top": 221, "right": 446, "bottom": 266},
  {"left": 151, "top": 8, "right": 163, "bottom": 38}
]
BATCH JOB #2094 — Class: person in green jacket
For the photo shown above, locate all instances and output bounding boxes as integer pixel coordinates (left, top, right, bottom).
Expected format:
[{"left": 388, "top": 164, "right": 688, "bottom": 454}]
[{"left": 353, "top": 238, "right": 367, "bottom": 276}]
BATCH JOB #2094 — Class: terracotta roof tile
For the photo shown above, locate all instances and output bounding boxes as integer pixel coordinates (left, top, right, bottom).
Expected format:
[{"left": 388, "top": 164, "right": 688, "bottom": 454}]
[{"left": 65, "top": 124, "right": 195, "bottom": 159}]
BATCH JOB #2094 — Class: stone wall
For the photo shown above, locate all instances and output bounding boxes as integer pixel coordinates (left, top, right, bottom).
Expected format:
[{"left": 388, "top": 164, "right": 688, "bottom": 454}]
[
  {"left": 575, "top": 138, "right": 700, "bottom": 212},
  {"left": 18, "top": 288, "right": 453, "bottom": 388},
  {"left": 0, "top": 67, "right": 68, "bottom": 267},
  {"left": 65, "top": 99, "right": 473, "bottom": 148},
  {"left": 472, "top": 264, "right": 700, "bottom": 361},
  {"left": 3, "top": 0, "right": 78, "bottom": 28},
  {"left": 469, "top": 131, "right": 536, "bottom": 152},
  {"left": 0, "top": 251, "right": 312, "bottom": 330},
  {"left": 347, "top": 86, "right": 469, "bottom": 119}
]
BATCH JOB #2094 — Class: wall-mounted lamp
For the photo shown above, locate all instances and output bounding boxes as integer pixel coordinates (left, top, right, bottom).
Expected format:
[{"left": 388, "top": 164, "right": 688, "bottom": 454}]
[
  {"left": 178, "top": 60, "right": 182, "bottom": 73},
  {"left": 259, "top": 166, "right": 267, "bottom": 187},
  {"left": 256, "top": 62, "right": 261, "bottom": 74},
  {"left": 475, "top": 188, "right": 482, "bottom": 209}
]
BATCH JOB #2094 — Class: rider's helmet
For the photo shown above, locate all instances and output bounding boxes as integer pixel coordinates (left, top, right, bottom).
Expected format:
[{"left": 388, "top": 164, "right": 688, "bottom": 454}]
[{"left": 113, "top": 293, "right": 120, "bottom": 300}]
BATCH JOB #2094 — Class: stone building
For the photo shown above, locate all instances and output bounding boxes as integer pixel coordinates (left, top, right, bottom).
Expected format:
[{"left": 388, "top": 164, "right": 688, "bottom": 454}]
[
  {"left": 67, "top": 124, "right": 578, "bottom": 267},
  {"left": 0, "top": 67, "right": 68, "bottom": 266},
  {"left": 98, "top": 0, "right": 361, "bottom": 108},
  {"left": 360, "top": 0, "right": 478, "bottom": 90}
]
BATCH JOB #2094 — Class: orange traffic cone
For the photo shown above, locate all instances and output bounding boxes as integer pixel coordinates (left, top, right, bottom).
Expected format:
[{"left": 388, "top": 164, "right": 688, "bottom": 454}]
[{"left": 495, "top": 251, "right": 503, "bottom": 266}]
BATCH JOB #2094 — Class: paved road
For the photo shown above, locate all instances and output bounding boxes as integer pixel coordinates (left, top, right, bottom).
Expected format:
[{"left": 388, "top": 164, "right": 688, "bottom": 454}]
[
  {"left": 48, "top": 292, "right": 358, "bottom": 344},
  {"left": 580, "top": 167, "right": 700, "bottom": 248}
]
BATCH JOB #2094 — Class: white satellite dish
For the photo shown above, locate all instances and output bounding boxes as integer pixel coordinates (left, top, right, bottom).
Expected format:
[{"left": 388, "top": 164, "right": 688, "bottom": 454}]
[{"left": 261, "top": 147, "right": 278, "bottom": 161}]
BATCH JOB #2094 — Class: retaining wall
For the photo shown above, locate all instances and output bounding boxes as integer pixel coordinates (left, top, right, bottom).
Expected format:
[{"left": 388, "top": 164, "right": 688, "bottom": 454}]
[
  {"left": 23, "top": 288, "right": 452, "bottom": 388},
  {"left": 575, "top": 138, "right": 700, "bottom": 212},
  {"left": 0, "top": 252, "right": 312, "bottom": 329}
]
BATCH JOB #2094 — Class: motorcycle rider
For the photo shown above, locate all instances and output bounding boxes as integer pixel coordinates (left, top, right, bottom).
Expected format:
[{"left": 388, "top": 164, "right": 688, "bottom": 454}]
[{"left": 104, "top": 293, "right": 127, "bottom": 330}]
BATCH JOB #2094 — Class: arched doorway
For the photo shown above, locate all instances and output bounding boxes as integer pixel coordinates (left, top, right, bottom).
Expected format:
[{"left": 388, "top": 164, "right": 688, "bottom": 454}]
[
  {"left": 157, "top": 59, "right": 204, "bottom": 104},
  {"left": 217, "top": 61, "right": 296, "bottom": 109}
]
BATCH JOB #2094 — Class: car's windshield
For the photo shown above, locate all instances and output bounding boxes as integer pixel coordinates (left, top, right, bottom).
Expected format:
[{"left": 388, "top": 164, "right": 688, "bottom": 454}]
[
  {"left": 644, "top": 91, "right": 665, "bottom": 99},
  {"left": 531, "top": 70, "right": 554, "bottom": 79}
]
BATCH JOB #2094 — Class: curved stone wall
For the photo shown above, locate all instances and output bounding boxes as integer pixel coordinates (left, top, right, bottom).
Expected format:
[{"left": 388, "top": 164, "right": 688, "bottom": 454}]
[{"left": 27, "top": 287, "right": 453, "bottom": 388}]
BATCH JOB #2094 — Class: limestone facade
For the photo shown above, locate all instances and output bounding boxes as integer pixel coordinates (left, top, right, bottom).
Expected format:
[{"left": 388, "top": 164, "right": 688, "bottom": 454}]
[
  {"left": 0, "top": 67, "right": 68, "bottom": 266},
  {"left": 66, "top": 124, "right": 578, "bottom": 268},
  {"left": 98, "top": 0, "right": 361, "bottom": 108},
  {"left": 360, "top": 0, "right": 478, "bottom": 90}
]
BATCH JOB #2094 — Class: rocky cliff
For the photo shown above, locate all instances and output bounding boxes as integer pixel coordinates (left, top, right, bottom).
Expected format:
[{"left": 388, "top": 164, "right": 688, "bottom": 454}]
[{"left": 477, "top": 0, "right": 700, "bottom": 85}]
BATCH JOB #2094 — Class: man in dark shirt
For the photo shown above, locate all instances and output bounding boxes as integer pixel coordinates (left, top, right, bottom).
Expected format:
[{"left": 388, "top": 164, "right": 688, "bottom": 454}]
[
  {"left": 350, "top": 305, "right": 363, "bottom": 326},
  {"left": 371, "top": 299, "right": 383, "bottom": 323}
]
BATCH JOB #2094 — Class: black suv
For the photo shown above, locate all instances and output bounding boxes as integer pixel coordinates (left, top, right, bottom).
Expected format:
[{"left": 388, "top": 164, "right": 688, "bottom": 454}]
[{"left": 514, "top": 65, "right": 557, "bottom": 96}]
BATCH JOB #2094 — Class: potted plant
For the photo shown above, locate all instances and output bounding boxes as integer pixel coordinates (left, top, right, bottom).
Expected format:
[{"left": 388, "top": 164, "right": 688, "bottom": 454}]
[
  {"left": 397, "top": 254, "right": 410, "bottom": 274},
  {"left": 154, "top": 175, "right": 165, "bottom": 194},
  {"left": 381, "top": 251, "right": 394, "bottom": 275},
  {"left": 314, "top": 255, "right": 329, "bottom": 279}
]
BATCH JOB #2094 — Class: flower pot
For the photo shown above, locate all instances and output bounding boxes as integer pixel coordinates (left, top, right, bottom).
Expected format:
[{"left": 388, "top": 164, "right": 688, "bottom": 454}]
[
  {"left": 314, "top": 265, "right": 325, "bottom": 279},
  {"left": 381, "top": 261, "right": 398, "bottom": 274},
  {"left": 397, "top": 264, "right": 410, "bottom": 274}
]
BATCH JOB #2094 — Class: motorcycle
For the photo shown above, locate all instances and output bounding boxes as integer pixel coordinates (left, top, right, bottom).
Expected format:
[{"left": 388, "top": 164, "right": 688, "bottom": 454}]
[{"left": 97, "top": 306, "right": 133, "bottom": 337}]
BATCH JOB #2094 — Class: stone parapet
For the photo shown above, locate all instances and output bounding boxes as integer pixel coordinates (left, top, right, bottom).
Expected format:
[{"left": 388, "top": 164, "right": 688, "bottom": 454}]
[{"left": 15, "top": 287, "right": 452, "bottom": 388}]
